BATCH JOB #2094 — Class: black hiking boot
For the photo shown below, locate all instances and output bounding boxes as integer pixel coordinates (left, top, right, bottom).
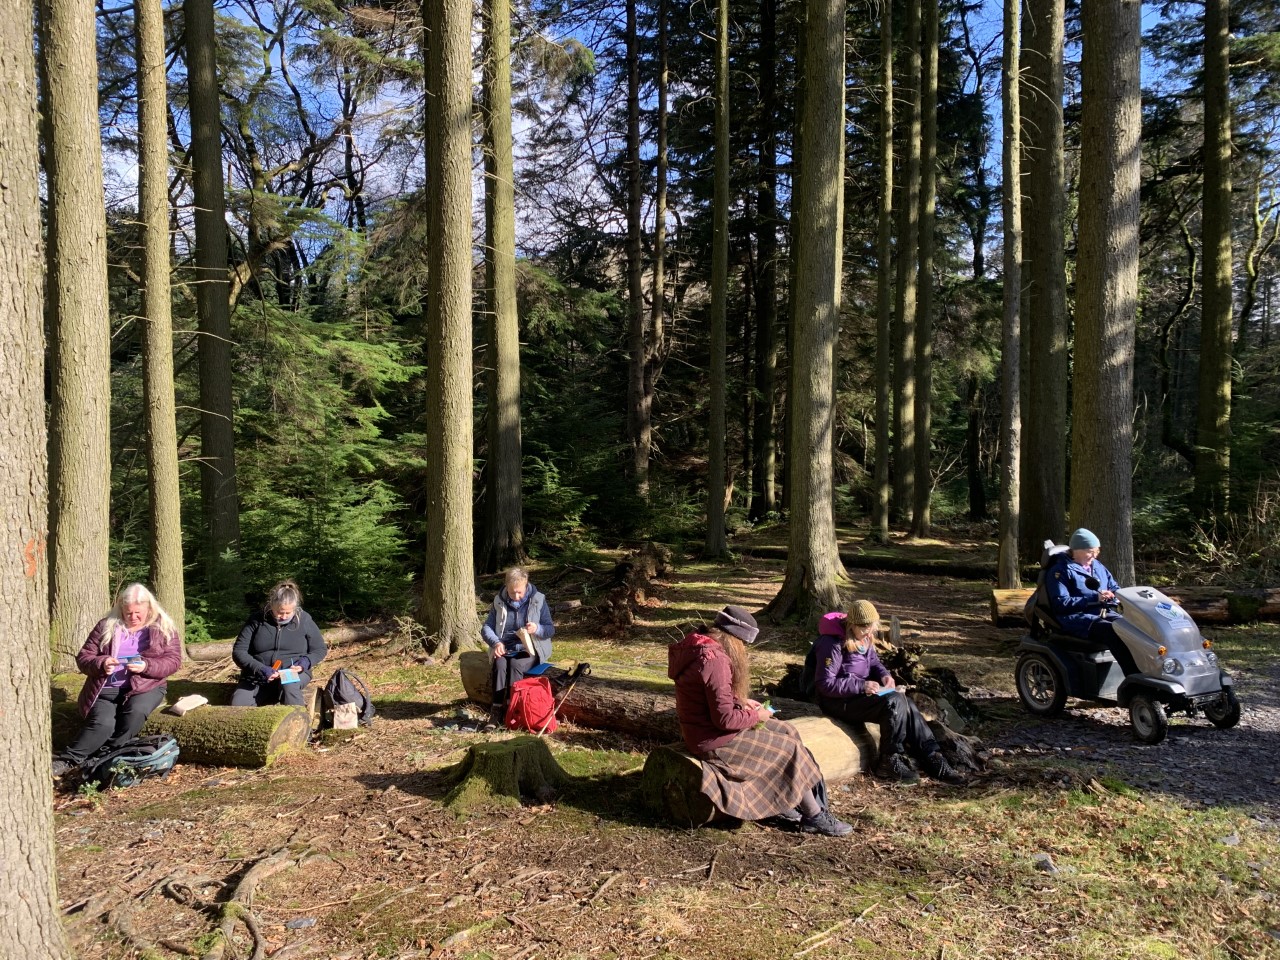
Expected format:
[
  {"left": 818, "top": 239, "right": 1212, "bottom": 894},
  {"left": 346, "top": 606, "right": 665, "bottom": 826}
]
[
  {"left": 925, "top": 751, "right": 966, "bottom": 785},
  {"left": 876, "top": 752, "right": 920, "bottom": 785},
  {"left": 798, "top": 809, "right": 854, "bottom": 837}
]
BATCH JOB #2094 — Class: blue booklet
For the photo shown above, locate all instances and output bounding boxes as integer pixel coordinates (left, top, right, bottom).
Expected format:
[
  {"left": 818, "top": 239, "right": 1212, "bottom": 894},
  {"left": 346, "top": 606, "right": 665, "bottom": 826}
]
[
  {"left": 279, "top": 668, "right": 300, "bottom": 684},
  {"left": 876, "top": 686, "right": 896, "bottom": 696}
]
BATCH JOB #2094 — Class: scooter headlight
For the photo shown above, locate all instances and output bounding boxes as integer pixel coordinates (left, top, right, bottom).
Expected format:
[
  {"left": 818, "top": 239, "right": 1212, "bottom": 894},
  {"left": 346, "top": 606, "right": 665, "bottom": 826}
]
[
  {"left": 1162, "top": 657, "right": 1183, "bottom": 676},
  {"left": 1205, "top": 650, "right": 1218, "bottom": 666}
]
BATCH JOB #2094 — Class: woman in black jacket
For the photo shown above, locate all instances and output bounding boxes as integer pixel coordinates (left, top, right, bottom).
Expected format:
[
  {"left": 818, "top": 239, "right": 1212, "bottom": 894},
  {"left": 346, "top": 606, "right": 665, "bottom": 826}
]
[{"left": 231, "top": 580, "right": 327, "bottom": 706}]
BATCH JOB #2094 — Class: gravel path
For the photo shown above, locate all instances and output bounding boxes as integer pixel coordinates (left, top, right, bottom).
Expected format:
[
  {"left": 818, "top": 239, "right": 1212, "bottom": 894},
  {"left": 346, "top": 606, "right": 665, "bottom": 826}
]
[{"left": 982, "top": 658, "right": 1280, "bottom": 822}]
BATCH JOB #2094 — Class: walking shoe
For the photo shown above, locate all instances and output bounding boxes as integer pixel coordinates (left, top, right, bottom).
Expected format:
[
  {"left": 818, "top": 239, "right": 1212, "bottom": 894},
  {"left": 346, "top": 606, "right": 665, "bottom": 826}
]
[
  {"left": 51, "top": 758, "right": 76, "bottom": 777},
  {"left": 798, "top": 809, "right": 854, "bottom": 837},
  {"left": 876, "top": 752, "right": 920, "bottom": 785},
  {"left": 925, "top": 751, "right": 966, "bottom": 785}
]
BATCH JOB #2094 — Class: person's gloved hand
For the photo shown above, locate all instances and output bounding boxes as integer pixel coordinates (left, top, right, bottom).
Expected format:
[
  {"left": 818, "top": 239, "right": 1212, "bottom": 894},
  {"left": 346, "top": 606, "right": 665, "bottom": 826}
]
[{"left": 258, "top": 663, "right": 278, "bottom": 681}]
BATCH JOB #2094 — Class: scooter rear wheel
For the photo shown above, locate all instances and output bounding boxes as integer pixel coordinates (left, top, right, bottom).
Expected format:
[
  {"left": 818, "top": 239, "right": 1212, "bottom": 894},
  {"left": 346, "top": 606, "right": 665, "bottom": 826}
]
[
  {"left": 1016, "top": 653, "right": 1067, "bottom": 717},
  {"left": 1204, "top": 689, "right": 1241, "bottom": 729},
  {"left": 1129, "top": 695, "right": 1169, "bottom": 744}
]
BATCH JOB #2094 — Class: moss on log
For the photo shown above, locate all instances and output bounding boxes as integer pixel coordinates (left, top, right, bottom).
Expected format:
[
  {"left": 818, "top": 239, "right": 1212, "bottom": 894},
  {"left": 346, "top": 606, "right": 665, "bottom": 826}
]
[
  {"left": 141, "top": 706, "right": 310, "bottom": 767},
  {"left": 443, "top": 736, "right": 570, "bottom": 813}
]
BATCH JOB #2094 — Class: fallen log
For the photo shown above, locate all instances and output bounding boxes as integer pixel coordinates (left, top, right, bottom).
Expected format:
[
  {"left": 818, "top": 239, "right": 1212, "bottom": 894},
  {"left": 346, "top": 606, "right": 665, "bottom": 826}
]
[
  {"left": 990, "top": 586, "right": 1280, "bottom": 627},
  {"left": 641, "top": 714, "right": 876, "bottom": 827},
  {"left": 185, "top": 620, "right": 398, "bottom": 662},
  {"left": 51, "top": 675, "right": 316, "bottom": 767}
]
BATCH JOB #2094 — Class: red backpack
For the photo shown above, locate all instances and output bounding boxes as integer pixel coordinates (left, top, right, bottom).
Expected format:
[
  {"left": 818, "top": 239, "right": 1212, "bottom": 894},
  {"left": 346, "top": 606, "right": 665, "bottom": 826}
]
[{"left": 505, "top": 676, "right": 558, "bottom": 733}]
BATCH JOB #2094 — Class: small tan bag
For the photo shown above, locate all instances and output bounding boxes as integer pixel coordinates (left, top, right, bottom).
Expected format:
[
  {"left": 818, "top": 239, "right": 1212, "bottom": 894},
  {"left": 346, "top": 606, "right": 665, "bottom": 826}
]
[{"left": 332, "top": 701, "right": 359, "bottom": 730}]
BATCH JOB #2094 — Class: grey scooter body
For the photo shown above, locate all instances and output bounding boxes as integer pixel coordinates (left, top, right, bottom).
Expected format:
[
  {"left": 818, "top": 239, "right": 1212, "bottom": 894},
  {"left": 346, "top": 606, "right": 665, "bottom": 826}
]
[{"left": 1015, "top": 548, "right": 1241, "bottom": 743}]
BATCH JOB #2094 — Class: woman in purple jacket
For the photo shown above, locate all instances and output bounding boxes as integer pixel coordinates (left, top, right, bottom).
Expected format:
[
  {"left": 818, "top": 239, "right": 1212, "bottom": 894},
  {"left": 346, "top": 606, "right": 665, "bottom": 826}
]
[
  {"left": 52, "top": 583, "right": 183, "bottom": 777},
  {"left": 813, "top": 601, "right": 963, "bottom": 785}
]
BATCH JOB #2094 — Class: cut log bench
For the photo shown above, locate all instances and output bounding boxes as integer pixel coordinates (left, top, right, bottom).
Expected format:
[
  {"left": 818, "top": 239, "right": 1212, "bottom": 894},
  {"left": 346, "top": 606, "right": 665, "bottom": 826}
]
[
  {"left": 51, "top": 676, "right": 319, "bottom": 768},
  {"left": 990, "top": 586, "right": 1280, "bottom": 627},
  {"left": 458, "top": 650, "right": 880, "bottom": 824}
]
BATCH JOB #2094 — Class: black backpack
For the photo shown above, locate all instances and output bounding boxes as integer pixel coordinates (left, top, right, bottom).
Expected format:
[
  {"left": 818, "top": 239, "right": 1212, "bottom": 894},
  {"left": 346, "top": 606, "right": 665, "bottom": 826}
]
[
  {"left": 82, "top": 734, "right": 180, "bottom": 789},
  {"left": 799, "top": 644, "right": 819, "bottom": 700},
  {"left": 321, "top": 669, "right": 375, "bottom": 727}
]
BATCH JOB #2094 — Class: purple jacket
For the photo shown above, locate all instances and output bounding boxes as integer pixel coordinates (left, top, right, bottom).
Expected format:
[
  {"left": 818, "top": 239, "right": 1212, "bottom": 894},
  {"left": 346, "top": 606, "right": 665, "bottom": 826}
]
[
  {"left": 668, "top": 632, "right": 760, "bottom": 754},
  {"left": 812, "top": 611, "right": 890, "bottom": 700},
  {"left": 76, "top": 618, "right": 182, "bottom": 718}
]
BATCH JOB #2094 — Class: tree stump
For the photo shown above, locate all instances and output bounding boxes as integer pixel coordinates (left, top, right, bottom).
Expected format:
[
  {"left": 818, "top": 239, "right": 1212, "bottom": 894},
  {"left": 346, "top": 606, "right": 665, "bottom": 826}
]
[
  {"left": 444, "top": 736, "right": 570, "bottom": 813},
  {"left": 641, "top": 714, "right": 877, "bottom": 826}
]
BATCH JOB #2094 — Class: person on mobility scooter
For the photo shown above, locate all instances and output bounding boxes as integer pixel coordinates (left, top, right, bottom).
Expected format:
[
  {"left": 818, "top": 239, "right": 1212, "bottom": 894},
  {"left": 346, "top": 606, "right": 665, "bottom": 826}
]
[{"left": 1016, "top": 528, "right": 1241, "bottom": 744}]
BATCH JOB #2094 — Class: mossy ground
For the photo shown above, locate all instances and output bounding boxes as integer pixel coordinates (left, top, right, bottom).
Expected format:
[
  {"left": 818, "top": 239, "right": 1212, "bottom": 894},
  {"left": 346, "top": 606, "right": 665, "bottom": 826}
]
[{"left": 54, "top": 536, "right": 1280, "bottom": 958}]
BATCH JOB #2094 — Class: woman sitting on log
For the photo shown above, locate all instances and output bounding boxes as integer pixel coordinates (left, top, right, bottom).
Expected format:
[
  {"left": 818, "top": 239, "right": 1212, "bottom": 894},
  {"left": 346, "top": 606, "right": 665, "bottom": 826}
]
[
  {"left": 812, "top": 601, "right": 964, "bottom": 785},
  {"left": 668, "top": 605, "right": 852, "bottom": 836},
  {"left": 232, "top": 580, "right": 326, "bottom": 707},
  {"left": 481, "top": 566, "right": 555, "bottom": 722},
  {"left": 52, "top": 584, "right": 182, "bottom": 777}
]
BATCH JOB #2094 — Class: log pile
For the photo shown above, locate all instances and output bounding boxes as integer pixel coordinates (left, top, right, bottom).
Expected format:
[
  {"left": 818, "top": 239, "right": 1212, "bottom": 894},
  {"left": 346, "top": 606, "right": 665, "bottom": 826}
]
[
  {"left": 990, "top": 585, "right": 1280, "bottom": 627},
  {"left": 51, "top": 675, "right": 316, "bottom": 767},
  {"left": 596, "top": 542, "right": 672, "bottom": 634}
]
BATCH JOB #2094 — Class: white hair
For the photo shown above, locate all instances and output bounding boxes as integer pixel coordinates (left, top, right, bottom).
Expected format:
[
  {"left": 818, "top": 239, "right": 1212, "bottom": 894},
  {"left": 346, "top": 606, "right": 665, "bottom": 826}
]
[
  {"left": 504, "top": 567, "right": 529, "bottom": 588},
  {"left": 102, "top": 583, "right": 178, "bottom": 647}
]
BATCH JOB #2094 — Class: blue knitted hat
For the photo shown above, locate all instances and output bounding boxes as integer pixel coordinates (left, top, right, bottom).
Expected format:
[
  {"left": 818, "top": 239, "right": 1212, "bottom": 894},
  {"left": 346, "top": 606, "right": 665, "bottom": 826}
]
[{"left": 1069, "top": 528, "right": 1100, "bottom": 551}]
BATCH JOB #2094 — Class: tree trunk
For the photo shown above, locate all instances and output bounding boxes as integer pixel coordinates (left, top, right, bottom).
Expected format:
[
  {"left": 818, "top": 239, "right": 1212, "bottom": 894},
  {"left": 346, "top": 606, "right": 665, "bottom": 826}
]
[
  {"left": 872, "top": 0, "right": 893, "bottom": 544},
  {"left": 998, "top": 0, "right": 1024, "bottom": 590},
  {"left": 137, "top": 0, "right": 186, "bottom": 638},
  {"left": 966, "top": 375, "right": 987, "bottom": 520},
  {"left": 1020, "top": 0, "right": 1068, "bottom": 560},
  {"left": 0, "top": 5, "right": 72, "bottom": 949},
  {"left": 648, "top": 0, "right": 669, "bottom": 490},
  {"left": 422, "top": 0, "right": 480, "bottom": 657},
  {"left": 911, "top": 0, "right": 939, "bottom": 537},
  {"left": 892, "top": 0, "right": 922, "bottom": 526},
  {"left": 766, "top": 0, "right": 848, "bottom": 621},
  {"left": 704, "top": 0, "right": 730, "bottom": 559},
  {"left": 1194, "top": 0, "right": 1232, "bottom": 516},
  {"left": 40, "top": 0, "right": 111, "bottom": 671},
  {"left": 749, "top": 0, "right": 778, "bottom": 522},
  {"left": 482, "top": 0, "right": 525, "bottom": 572},
  {"left": 625, "top": 0, "right": 649, "bottom": 497},
  {"left": 185, "top": 0, "right": 241, "bottom": 585},
  {"left": 1073, "top": 0, "right": 1140, "bottom": 584}
]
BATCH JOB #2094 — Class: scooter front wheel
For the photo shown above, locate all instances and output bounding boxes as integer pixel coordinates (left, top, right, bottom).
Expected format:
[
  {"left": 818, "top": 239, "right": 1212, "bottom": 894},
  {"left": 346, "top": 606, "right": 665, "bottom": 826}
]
[
  {"left": 1204, "top": 689, "right": 1241, "bottom": 729},
  {"left": 1129, "top": 695, "right": 1169, "bottom": 744},
  {"left": 1016, "top": 653, "right": 1067, "bottom": 717}
]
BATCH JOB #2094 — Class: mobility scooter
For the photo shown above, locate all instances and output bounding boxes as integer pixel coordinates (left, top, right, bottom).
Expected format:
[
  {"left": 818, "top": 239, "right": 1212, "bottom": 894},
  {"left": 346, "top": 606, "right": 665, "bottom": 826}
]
[{"left": 1015, "top": 542, "right": 1241, "bottom": 744}]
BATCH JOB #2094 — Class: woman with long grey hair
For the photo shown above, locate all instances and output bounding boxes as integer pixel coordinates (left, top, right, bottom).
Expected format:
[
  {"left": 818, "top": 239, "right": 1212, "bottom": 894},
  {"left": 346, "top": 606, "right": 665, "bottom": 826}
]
[{"left": 52, "top": 583, "right": 182, "bottom": 777}]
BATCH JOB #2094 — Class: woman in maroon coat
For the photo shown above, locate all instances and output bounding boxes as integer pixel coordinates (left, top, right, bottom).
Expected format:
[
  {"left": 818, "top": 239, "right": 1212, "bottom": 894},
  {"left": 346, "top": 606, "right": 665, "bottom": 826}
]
[
  {"left": 668, "top": 605, "right": 852, "bottom": 836},
  {"left": 52, "top": 583, "right": 182, "bottom": 777}
]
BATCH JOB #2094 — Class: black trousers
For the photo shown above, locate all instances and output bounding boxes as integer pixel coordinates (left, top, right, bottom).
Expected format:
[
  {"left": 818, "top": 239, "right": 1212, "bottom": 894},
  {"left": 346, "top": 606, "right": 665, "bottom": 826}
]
[
  {"left": 818, "top": 689, "right": 940, "bottom": 759},
  {"left": 62, "top": 685, "right": 167, "bottom": 763},
  {"left": 231, "top": 671, "right": 313, "bottom": 707},
  {"left": 491, "top": 654, "right": 538, "bottom": 708},
  {"left": 1088, "top": 620, "right": 1138, "bottom": 675}
]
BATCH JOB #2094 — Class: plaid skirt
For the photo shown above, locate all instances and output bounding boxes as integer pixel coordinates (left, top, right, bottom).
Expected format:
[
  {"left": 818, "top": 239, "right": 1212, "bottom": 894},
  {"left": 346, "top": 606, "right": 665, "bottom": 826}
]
[{"left": 698, "top": 718, "right": 823, "bottom": 821}]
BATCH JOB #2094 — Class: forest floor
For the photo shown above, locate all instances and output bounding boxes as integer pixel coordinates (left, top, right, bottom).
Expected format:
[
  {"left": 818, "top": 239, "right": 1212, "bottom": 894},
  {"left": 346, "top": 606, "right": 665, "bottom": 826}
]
[{"left": 54, "top": 527, "right": 1280, "bottom": 960}]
